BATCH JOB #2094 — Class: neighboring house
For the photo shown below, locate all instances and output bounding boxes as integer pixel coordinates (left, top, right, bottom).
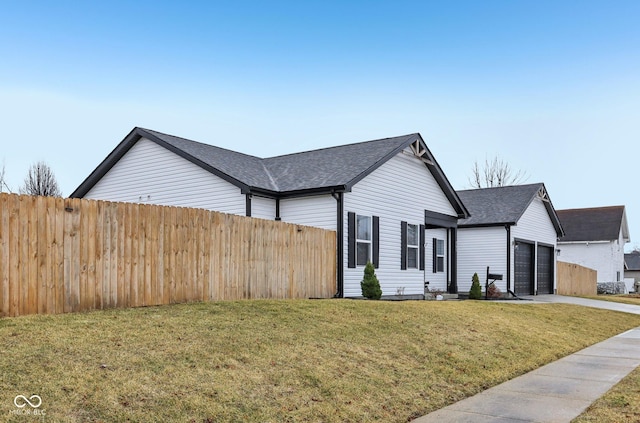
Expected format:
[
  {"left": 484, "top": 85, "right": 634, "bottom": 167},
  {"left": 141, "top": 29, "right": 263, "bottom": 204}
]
[
  {"left": 71, "top": 127, "right": 469, "bottom": 298},
  {"left": 456, "top": 184, "right": 564, "bottom": 296},
  {"left": 624, "top": 251, "right": 640, "bottom": 291},
  {"left": 556, "top": 206, "right": 630, "bottom": 284}
]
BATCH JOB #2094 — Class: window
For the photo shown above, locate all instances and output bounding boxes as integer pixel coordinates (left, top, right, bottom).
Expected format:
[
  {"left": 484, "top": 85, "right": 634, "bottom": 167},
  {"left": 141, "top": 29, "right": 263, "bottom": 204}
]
[
  {"left": 407, "top": 224, "right": 419, "bottom": 268},
  {"left": 356, "top": 215, "right": 372, "bottom": 266},
  {"left": 435, "top": 239, "right": 444, "bottom": 273}
]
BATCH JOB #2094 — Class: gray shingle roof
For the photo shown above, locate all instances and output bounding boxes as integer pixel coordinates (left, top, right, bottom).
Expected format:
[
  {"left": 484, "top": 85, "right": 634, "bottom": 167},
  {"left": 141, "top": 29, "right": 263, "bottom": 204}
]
[
  {"left": 557, "top": 206, "right": 627, "bottom": 242},
  {"left": 261, "top": 134, "right": 416, "bottom": 192},
  {"left": 457, "top": 184, "right": 544, "bottom": 226},
  {"left": 144, "top": 128, "right": 415, "bottom": 193},
  {"left": 457, "top": 183, "right": 563, "bottom": 236},
  {"left": 71, "top": 127, "right": 468, "bottom": 218},
  {"left": 142, "top": 128, "right": 275, "bottom": 190},
  {"left": 625, "top": 252, "right": 640, "bottom": 271}
]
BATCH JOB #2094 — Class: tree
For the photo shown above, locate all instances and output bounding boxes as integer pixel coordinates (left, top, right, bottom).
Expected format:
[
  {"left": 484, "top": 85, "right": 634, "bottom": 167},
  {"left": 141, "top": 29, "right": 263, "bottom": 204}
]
[
  {"left": 360, "top": 261, "right": 382, "bottom": 300},
  {"left": 0, "top": 161, "right": 10, "bottom": 193},
  {"left": 469, "top": 272, "right": 482, "bottom": 300},
  {"left": 468, "top": 155, "right": 528, "bottom": 188},
  {"left": 19, "top": 161, "right": 62, "bottom": 197}
]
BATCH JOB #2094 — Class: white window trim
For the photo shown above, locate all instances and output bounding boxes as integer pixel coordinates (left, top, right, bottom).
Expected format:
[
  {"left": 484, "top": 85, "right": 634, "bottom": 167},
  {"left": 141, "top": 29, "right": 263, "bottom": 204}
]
[
  {"left": 407, "top": 223, "right": 419, "bottom": 269},
  {"left": 436, "top": 239, "right": 445, "bottom": 273},
  {"left": 356, "top": 214, "right": 372, "bottom": 266}
]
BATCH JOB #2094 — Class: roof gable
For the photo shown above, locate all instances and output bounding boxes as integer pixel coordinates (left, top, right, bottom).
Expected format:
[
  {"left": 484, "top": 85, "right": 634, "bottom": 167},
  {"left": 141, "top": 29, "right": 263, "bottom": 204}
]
[
  {"left": 625, "top": 252, "right": 640, "bottom": 271},
  {"left": 457, "top": 183, "right": 564, "bottom": 236},
  {"left": 557, "top": 205, "right": 630, "bottom": 243},
  {"left": 71, "top": 128, "right": 469, "bottom": 217}
]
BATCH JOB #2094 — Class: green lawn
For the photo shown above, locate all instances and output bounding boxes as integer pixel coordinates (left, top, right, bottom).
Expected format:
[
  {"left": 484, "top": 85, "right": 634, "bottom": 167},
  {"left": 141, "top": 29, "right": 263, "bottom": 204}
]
[{"left": 2, "top": 299, "right": 640, "bottom": 422}]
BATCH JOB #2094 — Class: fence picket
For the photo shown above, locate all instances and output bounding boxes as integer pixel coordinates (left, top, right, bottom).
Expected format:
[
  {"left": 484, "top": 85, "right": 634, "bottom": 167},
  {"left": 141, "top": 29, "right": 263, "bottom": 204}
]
[{"left": 0, "top": 193, "right": 336, "bottom": 317}]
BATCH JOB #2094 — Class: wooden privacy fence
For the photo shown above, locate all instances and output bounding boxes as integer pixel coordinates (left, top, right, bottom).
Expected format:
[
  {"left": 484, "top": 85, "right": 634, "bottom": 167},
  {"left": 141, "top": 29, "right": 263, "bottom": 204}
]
[
  {"left": 0, "top": 193, "right": 336, "bottom": 317},
  {"left": 556, "top": 261, "right": 597, "bottom": 296}
]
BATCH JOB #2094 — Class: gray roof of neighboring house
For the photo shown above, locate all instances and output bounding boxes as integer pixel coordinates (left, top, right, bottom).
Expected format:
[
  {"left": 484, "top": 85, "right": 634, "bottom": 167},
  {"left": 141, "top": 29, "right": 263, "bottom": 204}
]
[
  {"left": 456, "top": 183, "right": 564, "bottom": 236},
  {"left": 71, "top": 127, "right": 469, "bottom": 217},
  {"left": 625, "top": 252, "right": 640, "bottom": 271},
  {"left": 557, "top": 206, "right": 630, "bottom": 243}
]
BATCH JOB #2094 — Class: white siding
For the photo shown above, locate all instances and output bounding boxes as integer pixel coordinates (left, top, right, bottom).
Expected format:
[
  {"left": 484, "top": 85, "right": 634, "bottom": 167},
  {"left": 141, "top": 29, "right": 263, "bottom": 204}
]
[
  {"left": 459, "top": 197, "right": 560, "bottom": 296},
  {"left": 251, "top": 196, "right": 276, "bottom": 220},
  {"left": 342, "top": 149, "right": 458, "bottom": 297},
  {"left": 425, "top": 228, "right": 448, "bottom": 292},
  {"left": 458, "top": 227, "right": 507, "bottom": 293},
  {"left": 511, "top": 196, "right": 559, "bottom": 293},
  {"left": 512, "top": 197, "right": 558, "bottom": 246},
  {"left": 280, "top": 195, "right": 337, "bottom": 230},
  {"left": 85, "top": 138, "right": 246, "bottom": 215},
  {"left": 559, "top": 227, "right": 626, "bottom": 283}
]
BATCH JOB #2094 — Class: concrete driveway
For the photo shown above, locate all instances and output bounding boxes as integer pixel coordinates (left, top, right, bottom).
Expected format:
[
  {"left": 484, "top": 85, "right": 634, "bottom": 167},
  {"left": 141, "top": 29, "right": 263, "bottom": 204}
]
[{"left": 521, "top": 294, "right": 640, "bottom": 315}]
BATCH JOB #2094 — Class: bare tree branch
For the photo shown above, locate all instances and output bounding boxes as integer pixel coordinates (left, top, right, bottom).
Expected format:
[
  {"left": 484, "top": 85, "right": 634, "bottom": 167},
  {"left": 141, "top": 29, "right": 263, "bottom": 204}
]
[
  {"left": 0, "top": 160, "right": 11, "bottom": 193},
  {"left": 468, "top": 155, "right": 529, "bottom": 189},
  {"left": 19, "top": 161, "right": 62, "bottom": 197}
]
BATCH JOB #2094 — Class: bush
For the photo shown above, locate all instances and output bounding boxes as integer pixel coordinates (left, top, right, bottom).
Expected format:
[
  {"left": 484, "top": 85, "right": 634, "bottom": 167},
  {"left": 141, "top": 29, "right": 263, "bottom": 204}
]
[
  {"left": 361, "top": 261, "right": 382, "bottom": 300},
  {"left": 487, "top": 282, "right": 502, "bottom": 299},
  {"left": 469, "top": 273, "right": 482, "bottom": 300}
]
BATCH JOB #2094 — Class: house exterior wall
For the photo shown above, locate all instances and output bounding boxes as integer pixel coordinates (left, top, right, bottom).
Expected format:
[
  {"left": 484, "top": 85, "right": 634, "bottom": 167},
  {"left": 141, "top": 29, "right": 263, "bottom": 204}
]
[
  {"left": 458, "top": 226, "right": 507, "bottom": 294},
  {"left": 280, "top": 195, "right": 337, "bottom": 231},
  {"left": 511, "top": 196, "right": 559, "bottom": 293},
  {"left": 558, "top": 228, "right": 626, "bottom": 283},
  {"left": 250, "top": 195, "right": 276, "bottom": 220},
  {"left": 625, "top": 270, "right": 640, "bottom": 283},
  {"left": 342, "top": 148, "right": 458, "bottom": 297},
  {"left": 84, "top": 138, "right": 246, "bottom": 215},
  {"left": 458, "top": 196, "right": 559, "bottom": 295}
]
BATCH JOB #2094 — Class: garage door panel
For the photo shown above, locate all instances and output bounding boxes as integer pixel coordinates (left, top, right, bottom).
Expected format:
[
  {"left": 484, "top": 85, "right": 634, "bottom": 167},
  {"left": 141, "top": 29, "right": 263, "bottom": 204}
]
[
  {"left": 514, "top": 241, "right": 534, "bottom": 295},
  {"left": 537, "top": 245, "right": 554, "bottom": 294}
]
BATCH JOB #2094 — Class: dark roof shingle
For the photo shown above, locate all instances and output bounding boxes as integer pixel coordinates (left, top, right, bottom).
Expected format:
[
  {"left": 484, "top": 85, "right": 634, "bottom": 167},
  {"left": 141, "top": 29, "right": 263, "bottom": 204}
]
[
  {"left": 456, "top": 183, "right": 563, "bottom": 236},
  {"left": 71, "top": 127, "right": 468, "bottom": 218},
  {"left": 557, "top": 206, "right": 627, "bottom": 242},
  {"left": 625, "top": 252, "right": 640, "bottom": 271}
]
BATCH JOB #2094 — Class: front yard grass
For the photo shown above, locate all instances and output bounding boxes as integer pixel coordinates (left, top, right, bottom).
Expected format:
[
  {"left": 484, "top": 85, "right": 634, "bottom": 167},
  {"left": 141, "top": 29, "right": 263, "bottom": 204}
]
[{"left": 2, "top": 299, "right": 640, "bottom": 422}]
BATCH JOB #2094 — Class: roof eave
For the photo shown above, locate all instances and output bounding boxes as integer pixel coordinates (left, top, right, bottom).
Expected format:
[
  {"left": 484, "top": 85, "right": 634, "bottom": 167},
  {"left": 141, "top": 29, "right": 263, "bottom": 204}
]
[
  {"left": 70, "top": 127, "right": 254, "bottom": 198},
  {"left": 70, "top": 127, "right": 142, "bottom": 198},
  {"left": 459, "top": 222, "right": 516, "bottom": 229}
]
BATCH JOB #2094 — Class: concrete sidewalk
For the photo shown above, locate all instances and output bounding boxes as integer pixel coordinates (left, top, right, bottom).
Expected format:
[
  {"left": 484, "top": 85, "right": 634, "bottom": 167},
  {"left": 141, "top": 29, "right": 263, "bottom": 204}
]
[{"left": 413, "top": 296, "right": 640, "bottom": 423}]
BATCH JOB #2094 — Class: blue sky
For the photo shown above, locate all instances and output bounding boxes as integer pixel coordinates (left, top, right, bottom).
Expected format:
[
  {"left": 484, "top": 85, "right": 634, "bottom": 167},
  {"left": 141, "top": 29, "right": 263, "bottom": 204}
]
[{"left": 1, "top": 1, "right": 639, "bottom": 249}]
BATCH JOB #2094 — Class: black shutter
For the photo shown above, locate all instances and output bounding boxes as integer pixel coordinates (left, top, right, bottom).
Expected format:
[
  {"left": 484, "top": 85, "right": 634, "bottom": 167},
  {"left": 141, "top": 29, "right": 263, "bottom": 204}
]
[
  {"left": 348, "top": 212, "right": 356, "bottom": 268},
  {"left": 401, "top": 221, "right": 407, "bottom": 270},
  {"left": 419, "top": 224, "right": 425, "bottom": 271},
  {"left": 373, "top": 216, "right": 380, "bottom": 268},
  {"left": 432, "top": 237, "right": 437, "bottom": 273}
]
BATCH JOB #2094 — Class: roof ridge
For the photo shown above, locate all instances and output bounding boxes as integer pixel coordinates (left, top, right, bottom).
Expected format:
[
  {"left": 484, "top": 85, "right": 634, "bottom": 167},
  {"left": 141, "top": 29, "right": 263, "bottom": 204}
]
[
  {"left": 557, "top": 205, "right": 625, "bottom": 212},
  {"left": 263, "top": 133, "right": 419, "bottom": 161},
  {"left": 139, "top": 127, "right": 265, "bottom": 160},
  {"left": 457, "top": 182, "right": 543, "bottom": 193}
]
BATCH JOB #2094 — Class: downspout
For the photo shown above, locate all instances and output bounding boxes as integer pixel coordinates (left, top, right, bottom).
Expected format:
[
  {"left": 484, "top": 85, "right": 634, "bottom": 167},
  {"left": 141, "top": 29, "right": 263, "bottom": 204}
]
[
  {"left": 245, "top": 194, "right": 252, "bottom": 217},
  {"left": 450, "top": 227, "right": 457, "bottom": 294},
  {"left": 505, "top": 224, "right": 514, "bottom": 297},
  {"left": 275, "top": 198, "right": 281, "bottom": 221},
  {"left": 331, "top": 192, "right": 344, "bottom": 298}
]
